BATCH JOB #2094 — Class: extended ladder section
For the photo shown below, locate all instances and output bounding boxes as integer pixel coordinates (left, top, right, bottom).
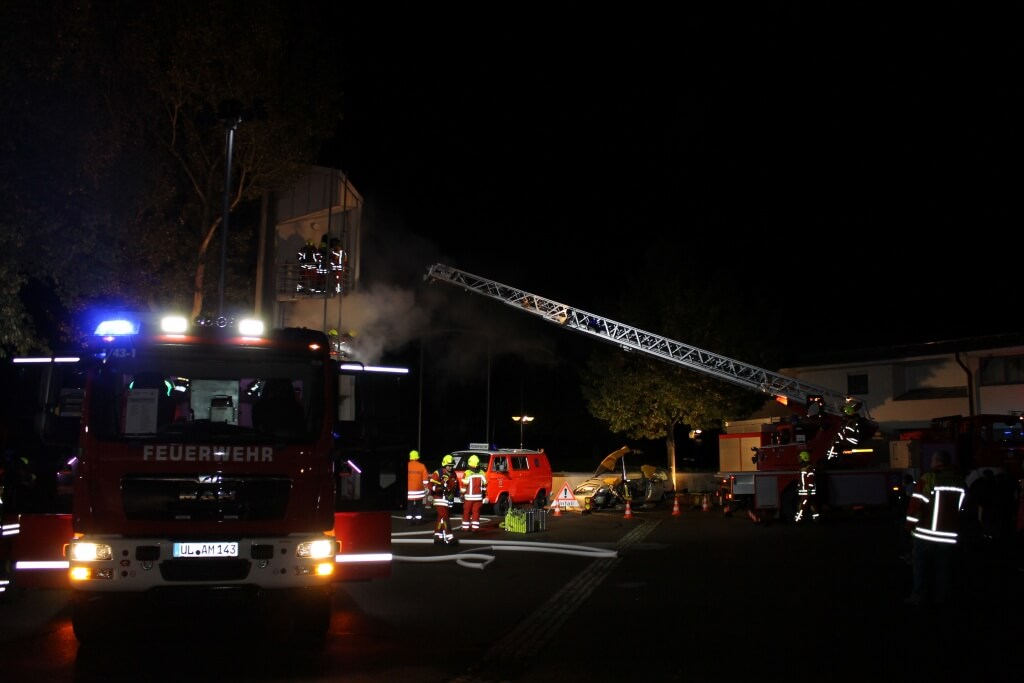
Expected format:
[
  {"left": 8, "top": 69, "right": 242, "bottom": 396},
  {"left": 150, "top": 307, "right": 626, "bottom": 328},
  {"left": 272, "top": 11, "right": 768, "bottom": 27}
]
[{"left": 425, "top": 263, "right": 854, "bottom": 416}]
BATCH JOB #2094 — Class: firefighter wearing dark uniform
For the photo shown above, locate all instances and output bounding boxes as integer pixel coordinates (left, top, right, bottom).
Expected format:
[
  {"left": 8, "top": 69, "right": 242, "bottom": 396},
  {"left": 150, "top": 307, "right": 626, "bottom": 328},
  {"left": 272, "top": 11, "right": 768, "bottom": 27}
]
[
  {"left": 329, "top": 238, "right": 344, "bottom": 294},
  {"left": 460, "top": 454, "right": 488, "bottom": 533},
  {"left": 297, "top": 239, "right": 317, "bottom": 292},
  {"left": 794, "top": 450, "right": 820, "bottom": 523},
  {"left": 429, "top": 455, "right": 459, "bottom": 545},
  {"left": 314, "top": 237, "right": 330, "bottom": 293},
  {"left": 904, "top": 450, "right": 965, "bottom": 606}
]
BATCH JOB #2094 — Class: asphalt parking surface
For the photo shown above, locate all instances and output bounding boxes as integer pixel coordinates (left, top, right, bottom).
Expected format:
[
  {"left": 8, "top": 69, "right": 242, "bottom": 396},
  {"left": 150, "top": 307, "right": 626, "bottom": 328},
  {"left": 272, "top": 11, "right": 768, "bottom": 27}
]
[{"left": 1, "top": 503, "right": 1019, "bottom": 682}]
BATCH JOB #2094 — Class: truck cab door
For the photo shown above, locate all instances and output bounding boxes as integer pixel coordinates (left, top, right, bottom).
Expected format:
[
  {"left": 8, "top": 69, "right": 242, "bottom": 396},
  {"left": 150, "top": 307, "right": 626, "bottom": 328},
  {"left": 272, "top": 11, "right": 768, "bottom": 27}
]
[{"left": 488, "top": 455, "right": 510, "bottom": 496}]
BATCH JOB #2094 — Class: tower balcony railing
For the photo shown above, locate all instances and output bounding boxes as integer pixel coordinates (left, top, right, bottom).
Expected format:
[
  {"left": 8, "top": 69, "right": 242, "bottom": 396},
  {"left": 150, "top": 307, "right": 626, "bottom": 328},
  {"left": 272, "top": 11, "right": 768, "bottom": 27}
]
[{"left": 276, "top": 264, "right": 348, "bottom": 300}]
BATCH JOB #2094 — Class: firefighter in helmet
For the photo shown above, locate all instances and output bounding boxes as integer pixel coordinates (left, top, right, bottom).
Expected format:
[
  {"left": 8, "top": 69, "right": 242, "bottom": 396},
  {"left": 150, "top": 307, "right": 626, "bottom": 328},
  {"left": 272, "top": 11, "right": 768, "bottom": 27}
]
[
  {"left": 406, "top": 450, "right": 429, "bottom": 525},
  {"left": 460, "top": 454, "right": 488, "bottom": 533},
  {"left": 842, "top": 398, "right": 862, "bottom": 416},
  {"left": 297, "top": 239, "right": 318, "bottom": 292},
  {"left": 329, "top": 237, "right": 344, "bottom": 293},
  {"left": 314, "top": 236, "right": 330, "bottom": 292},
  {"left": 904, "top": 450, "right": 966, "bottom": 605},
  {"left": 839, "top": 398, "right": 872, "bottom": 454},
  {"left": 429, "top": 454, "right": 459, "bottom": 545},
  {"left": 327, "top": 329, "right": 340, "bottom": 359},
  {"left": 794, "top": 450, "right": 820, "bottom": 523}
]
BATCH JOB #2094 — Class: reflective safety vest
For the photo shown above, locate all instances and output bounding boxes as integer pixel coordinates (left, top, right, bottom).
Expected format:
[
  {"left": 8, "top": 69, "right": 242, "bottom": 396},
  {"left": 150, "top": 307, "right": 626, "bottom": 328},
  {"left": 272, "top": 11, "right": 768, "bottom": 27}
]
[
  {"left": 462, "top": 468, "right": 488, "bottom": 501},
  {"left": 430, "top": 468, "right": 458, "bottom": 507},
  {"left": 407, "top": 460, "right": 429, "bottom": 500},
  {"left": 298, "top": 243, "right": 317, "bottom": 269},
  {"left": 905, "top": 468, "right": 965, "bottom": 545},
  {"left": 798, "top": 466, "right": 816, "bottom": 497}
]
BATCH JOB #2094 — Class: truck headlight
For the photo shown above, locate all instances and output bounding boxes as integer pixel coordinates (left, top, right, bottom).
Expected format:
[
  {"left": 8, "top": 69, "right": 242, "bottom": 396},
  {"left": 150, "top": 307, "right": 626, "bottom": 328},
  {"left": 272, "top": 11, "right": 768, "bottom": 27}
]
[
  {"left": 68, "top": 541, "right": 113, "bottom": 562},
  {"left": 296, "top": 539, "right": 337, "bottom": 559}
]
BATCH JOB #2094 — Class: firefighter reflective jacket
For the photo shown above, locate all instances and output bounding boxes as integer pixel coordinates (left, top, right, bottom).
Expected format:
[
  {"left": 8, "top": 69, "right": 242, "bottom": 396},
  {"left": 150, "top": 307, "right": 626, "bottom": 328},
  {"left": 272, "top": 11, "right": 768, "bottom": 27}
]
[
  {"left": 798, "top": 464, "right": 817, "bottom": 497},
  {"left": 407, "top": 459, "right": 429, "bottom": 501},
  {"left": 430, "top": 467, "right": 458, "bottom": 507},
  {"left": 298, "top": 241, "right": 317, "bottom": 268},
  {"left": 461, "top": 467, "right": 488, "bottom": 501},
  {"left": 905, "top": 466, "right": 966, "bottom": 545}
]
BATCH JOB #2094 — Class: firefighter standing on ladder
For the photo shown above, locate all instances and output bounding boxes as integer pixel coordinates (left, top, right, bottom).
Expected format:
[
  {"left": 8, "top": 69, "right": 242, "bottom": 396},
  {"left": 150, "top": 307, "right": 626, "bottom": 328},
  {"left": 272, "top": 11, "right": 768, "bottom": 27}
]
[{"left": 429, "top": 455, "right": 459, "bottom": 545}]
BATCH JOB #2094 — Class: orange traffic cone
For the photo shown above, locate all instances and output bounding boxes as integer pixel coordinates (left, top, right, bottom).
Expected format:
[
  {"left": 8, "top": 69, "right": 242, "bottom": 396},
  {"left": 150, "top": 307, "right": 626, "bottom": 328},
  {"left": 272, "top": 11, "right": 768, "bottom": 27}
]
[
  {"left": 671, "top": 495, "right": 681, "bottom": 516},
  {"left": 701, "top": 493, "right": 711, "bottom": 512},
  {"left": 624, "top": 500, "right": 633, "bottom": 519},
  {"left": 552, "top": 501, "right": 562, "bottom": 517}
]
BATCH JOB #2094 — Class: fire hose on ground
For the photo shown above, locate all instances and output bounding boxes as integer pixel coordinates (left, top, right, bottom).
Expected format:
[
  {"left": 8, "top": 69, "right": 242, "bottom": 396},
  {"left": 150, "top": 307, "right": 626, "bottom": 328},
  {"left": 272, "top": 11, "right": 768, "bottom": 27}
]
[{"left": 390, "top": 524, "right": 618, "bottom": 570}]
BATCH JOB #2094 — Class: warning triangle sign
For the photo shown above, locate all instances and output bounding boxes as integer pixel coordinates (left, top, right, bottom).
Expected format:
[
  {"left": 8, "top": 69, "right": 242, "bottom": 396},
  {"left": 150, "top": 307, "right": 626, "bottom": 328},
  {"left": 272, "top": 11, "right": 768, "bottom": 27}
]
[{"left": 553, "top": 481, "right": 580, "bottom": 509}]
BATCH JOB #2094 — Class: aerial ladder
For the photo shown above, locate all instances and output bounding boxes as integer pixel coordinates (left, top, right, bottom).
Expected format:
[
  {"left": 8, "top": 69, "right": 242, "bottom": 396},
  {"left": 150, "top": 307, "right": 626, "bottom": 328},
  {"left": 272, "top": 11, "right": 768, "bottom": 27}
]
[
  {"left": 425, "top": 263, "right": 896, "bottom": 519},
  {"left": 425, "top": 263, "right": 858, "bottom": 417}
]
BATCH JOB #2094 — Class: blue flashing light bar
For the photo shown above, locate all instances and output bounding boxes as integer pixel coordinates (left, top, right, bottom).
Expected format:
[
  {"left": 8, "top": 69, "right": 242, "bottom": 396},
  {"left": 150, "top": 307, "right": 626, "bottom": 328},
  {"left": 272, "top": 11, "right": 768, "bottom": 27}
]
[
  {"left": 94, "top": 319, "right": 139, "bottom": 336},
  {"left": 91, "top": 314, "right": 266, "bottom": 339}
]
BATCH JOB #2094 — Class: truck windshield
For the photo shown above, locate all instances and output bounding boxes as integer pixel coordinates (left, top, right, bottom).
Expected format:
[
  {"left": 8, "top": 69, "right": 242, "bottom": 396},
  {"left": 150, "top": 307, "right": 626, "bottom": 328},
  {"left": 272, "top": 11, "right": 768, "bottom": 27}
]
[
  {"left": 992, "top": 419, "right": 1024, "bottom": 444},
  {"left": 87, "top": 346, "right": 324, "bottom": 443}
]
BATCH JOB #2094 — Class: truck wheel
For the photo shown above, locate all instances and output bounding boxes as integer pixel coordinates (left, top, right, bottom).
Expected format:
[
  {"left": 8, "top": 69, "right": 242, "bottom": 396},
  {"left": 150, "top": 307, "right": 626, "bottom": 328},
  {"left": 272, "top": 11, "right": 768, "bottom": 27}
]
[
  {"left": 533, "top": 490, "right": 547, "bottom": 510},
  {"left": 493, "top": 494, "right": 511, "bottom": 517}
]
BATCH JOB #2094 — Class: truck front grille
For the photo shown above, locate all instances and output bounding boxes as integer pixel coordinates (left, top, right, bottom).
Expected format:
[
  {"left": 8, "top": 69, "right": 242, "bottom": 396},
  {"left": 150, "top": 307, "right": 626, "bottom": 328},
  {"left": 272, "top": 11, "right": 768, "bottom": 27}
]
[{"left": 121, "top": 475, "right": 290, "bottom": 521}]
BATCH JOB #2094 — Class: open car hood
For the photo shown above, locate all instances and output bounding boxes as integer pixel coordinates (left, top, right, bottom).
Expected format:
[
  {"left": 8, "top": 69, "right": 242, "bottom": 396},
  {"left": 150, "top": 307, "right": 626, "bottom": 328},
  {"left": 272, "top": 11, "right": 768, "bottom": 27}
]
[{"left": 593, "top": 445, "right": 644, "bottom": 476}]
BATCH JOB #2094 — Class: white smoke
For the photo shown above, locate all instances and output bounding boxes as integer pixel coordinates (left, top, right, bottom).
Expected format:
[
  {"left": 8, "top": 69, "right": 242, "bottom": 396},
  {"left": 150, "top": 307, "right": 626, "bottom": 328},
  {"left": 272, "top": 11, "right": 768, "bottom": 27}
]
[
  {"left": 277, "top": 200, "right": 567, "bottom": 372},
  {"left": 334, "top": 285, "right": 429, "bottom": 363},
  {"left": 279, "top": 284, "right": 430, "bottom": 364}
]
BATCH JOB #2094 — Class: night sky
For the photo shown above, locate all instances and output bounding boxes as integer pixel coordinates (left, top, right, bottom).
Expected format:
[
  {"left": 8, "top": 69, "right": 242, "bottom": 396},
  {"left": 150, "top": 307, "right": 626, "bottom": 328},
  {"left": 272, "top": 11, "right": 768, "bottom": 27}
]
[
  {"left": 8, "top": 4, "right": 1019, "bottom": 463},
  {"left": 325, "top": 4, "right": 1021, "bottom": 354}
]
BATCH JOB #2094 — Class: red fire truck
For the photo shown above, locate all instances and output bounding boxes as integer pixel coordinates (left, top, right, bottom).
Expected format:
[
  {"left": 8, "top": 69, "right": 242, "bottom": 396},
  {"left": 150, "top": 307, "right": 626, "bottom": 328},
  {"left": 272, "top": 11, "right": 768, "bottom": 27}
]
[
  {"left": 716, "top": 400, "right": 900, "bottom": 521},
  {"left": 1, "top": 313, "right": 392, "bottom": 644},
  {"left": 892, "top": 413, "right": 1024, "bottom": 535},
  {"left": 892, "top": 414, "right": 1024, "bottom": 481}
]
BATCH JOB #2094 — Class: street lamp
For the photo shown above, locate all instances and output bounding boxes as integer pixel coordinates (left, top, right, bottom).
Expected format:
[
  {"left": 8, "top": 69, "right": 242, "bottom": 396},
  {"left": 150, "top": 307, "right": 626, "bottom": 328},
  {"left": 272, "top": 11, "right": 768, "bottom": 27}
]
[{"left": 512, "top": 415, "right": 534, "bottom": 450}]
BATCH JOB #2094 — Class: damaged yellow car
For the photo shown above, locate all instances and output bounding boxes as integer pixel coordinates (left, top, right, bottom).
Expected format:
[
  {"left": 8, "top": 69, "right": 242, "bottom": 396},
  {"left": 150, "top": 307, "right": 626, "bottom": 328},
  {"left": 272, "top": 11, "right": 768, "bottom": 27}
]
[{"left": 572, "top": 446, "right": 674, "bottom": 510}]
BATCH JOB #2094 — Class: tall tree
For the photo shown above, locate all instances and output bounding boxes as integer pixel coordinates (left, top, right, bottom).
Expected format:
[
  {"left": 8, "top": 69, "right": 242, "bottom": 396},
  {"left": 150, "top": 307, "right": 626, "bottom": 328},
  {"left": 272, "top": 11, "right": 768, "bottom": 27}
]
[
  {"left": 0, "top": 1, "right": 346, "bottom": 357},
  {"left": 90, "top": 1, "right": 345, "bottom": 318},
  {"left": 580, "top": 249, "right": 776, "bottom": 477},
  {"left": 0, "top": 1, "right": 124, "bottom": 355}
]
